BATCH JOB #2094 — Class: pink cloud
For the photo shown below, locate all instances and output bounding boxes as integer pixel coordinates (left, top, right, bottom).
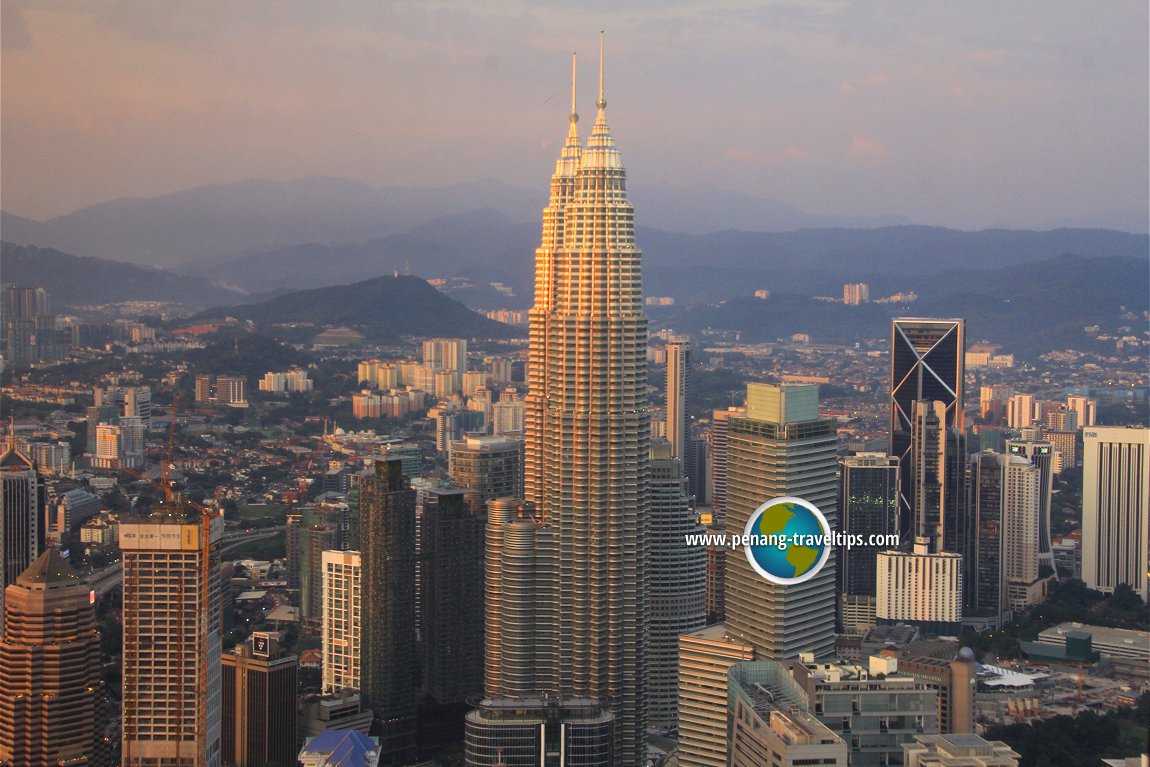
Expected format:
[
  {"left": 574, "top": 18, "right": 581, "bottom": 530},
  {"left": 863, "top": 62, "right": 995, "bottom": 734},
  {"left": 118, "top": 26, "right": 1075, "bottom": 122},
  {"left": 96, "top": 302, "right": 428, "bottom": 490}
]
[
  {"left": 847, "top": 134, "right": 887, "bottom": 163},
  {"left": 839, "top": 75, "right": 889, "bottom": 94}
]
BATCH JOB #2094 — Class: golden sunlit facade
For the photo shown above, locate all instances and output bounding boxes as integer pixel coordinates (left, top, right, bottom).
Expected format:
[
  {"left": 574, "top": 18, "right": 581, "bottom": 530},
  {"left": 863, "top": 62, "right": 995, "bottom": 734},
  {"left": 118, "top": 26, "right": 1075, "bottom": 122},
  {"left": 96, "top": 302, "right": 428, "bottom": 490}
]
[{"left": 521, "top": 41, "right": 650, "bottom": 767}]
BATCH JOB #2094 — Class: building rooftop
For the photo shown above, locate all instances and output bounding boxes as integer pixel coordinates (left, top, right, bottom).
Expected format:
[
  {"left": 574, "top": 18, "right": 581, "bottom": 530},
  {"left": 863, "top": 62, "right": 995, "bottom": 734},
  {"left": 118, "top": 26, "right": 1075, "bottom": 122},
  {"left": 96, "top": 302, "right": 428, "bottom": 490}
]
[
  {"left": 300, "top": 730, "right": 379, "bottom": 767},
  {"left": 17, "top": 548, "right": 82, "bottom": 589}
]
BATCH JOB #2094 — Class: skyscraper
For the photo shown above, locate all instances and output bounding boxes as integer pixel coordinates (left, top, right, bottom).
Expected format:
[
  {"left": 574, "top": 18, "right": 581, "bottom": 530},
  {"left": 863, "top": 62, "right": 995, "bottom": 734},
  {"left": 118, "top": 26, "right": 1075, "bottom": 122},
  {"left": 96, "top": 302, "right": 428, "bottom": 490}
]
[
  {"left": 1081, "top": 426, "right": 1149, "bottom": 601},
  {"left": 221, "top": 633, "right": 299, "bottom": 767},
  {"left": 0, "top": 438, "right": 39, "bottom": 626},
  {"left": 648, "top": 441, "right": 706, "bottom": 729},
  {"left": 356, "top": 458, "right": 418, "bottom": 764},
  {"left": 725, "top": 383, "right": 838, "bottom": 659},
  {"left": 1006, "top": 439, "right": 1056, "bottom": 574},
  {"left": 0, "top": 548, "right": 105, "bottom": 767},
  {"left": 890, "top": 318, "right": 965, "bottom": 538},
  {"left": 665, "top": 339, "right": 691, "bottom": 464},
  {"left": 420, "top": 486, "right": 485, "bottom": 705},
  {"left": 519, "top": 40, "right": 651, "bottom": 765},
  {"left": 838, "top": 452, "right": 900, "bottom": 634},
  {"left": 321, "top": 549, "right": 362, "bottom": 694},
  {"left": 120, "top": 508, "right": 223, "bottom": 767},
  {"left": 1001, "top": 455, "right": 1043, "bottom": 610},
  {"left": 969, "top": 451, "right": 1005, "bottom": 618}
]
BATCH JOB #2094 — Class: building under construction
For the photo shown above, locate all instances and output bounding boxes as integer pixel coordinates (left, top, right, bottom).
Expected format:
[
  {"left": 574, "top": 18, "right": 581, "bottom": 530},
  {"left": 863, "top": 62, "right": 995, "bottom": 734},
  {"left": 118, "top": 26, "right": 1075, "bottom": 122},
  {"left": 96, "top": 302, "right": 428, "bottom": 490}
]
[{"left": 120, "top": 503, "right": 224, "bottom": 766}]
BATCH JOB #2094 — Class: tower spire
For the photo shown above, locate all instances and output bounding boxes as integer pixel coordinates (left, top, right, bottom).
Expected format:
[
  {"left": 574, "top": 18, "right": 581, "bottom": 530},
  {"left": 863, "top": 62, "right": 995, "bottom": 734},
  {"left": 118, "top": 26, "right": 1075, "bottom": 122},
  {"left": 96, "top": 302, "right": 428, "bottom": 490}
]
[
  {"left": 597, "top": 30, "right": 606, "bottom": 113},
  {"left": 570, "top": 51, "right": 578, "bottom": 125}
]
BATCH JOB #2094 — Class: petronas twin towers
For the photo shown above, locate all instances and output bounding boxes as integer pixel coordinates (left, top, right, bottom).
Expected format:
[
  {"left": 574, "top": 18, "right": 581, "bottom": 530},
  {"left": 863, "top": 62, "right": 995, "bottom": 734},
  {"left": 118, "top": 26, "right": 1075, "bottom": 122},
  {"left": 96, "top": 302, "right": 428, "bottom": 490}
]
[{"left": 519, "top": 38, "right": 651, "bottom": 765}]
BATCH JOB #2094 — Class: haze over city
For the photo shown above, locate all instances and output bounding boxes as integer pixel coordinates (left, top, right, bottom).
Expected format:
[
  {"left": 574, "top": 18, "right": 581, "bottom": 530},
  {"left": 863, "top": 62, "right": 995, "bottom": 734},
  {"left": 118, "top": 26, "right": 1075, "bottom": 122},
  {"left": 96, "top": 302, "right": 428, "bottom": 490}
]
[
  {"left": 1, "top": 4, "right": 1148, "bottom": 767},
  {"left": 3, "top": 0, "right": 1147, "bottom": 231}
]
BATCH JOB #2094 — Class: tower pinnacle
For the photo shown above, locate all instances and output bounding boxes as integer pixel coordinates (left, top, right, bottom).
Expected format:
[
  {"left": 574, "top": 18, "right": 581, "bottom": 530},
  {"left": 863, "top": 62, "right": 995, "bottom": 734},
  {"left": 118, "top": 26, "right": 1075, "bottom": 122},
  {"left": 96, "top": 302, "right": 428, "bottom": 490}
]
[
  {"left": 597, "top": 30, "right": 606, "bottom": 112},
  {"left": 570, "top": 52, "right": 578, "bottom": 125}
]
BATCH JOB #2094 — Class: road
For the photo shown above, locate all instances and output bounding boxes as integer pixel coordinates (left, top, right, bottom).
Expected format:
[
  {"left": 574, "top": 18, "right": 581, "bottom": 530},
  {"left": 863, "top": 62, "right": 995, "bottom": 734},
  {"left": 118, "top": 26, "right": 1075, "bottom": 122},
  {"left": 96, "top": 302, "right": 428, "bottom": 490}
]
[{"left": 85, "top": 526, "right": 285, "bottom": 595}]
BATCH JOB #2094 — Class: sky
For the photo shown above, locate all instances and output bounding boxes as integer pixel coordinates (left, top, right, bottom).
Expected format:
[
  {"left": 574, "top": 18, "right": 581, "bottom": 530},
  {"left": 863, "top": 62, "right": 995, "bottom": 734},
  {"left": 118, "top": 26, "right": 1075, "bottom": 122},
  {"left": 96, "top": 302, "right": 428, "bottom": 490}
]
[{"left": 2, "top": 1, "right": 1147, "bottom": 231}]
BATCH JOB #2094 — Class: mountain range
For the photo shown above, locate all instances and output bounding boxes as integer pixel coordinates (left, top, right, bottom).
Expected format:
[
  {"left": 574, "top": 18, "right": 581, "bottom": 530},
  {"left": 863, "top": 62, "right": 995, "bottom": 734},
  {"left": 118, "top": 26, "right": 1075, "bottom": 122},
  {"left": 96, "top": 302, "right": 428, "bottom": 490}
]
[{"left": 0, "top": 176, "right": 962, "bottom": 270}]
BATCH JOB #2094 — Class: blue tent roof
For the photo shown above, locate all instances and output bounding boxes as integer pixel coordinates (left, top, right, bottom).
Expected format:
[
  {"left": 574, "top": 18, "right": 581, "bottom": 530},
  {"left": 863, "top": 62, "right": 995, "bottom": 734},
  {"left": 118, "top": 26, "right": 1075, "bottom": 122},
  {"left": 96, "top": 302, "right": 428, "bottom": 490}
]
[{"left": 301, "top": 729, "right": 379, "bottom": 767}]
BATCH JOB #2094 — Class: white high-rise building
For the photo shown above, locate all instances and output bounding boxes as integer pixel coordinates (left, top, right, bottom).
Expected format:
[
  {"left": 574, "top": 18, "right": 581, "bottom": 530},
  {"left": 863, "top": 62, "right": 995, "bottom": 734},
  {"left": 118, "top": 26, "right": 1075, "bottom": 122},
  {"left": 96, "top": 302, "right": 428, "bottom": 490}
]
[
  {"left": 1006, "top": 394, "right": 1036, "bottom": 429},
  {"left": 876, "top": 538, "right": 963, "bottom": 634},
  {"left": 1082, "top": 426, "right": 1149, "bottom": 601},
  {"left": 1066, "top": 395, "right": 1097, "bottom": 427},
  {"left": 1002, "top": 455, "right": 1043, "bottom": 610},
  {"left": 321, "top": 550, "right": 362, "bottom": 694}
]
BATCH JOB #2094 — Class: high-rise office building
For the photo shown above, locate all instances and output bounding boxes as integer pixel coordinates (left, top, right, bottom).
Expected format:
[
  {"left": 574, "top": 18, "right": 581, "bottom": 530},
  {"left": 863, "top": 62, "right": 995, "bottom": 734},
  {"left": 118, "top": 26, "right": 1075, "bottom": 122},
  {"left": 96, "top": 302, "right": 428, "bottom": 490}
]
[
  {"left": 704, "top": 406, "right": 744, "bottom": 625},
  {"left": 420, "top": 486, "right": 485, "bottom": 704},
  {"left": 321, "top": 549, "right": 362, "bottom": 694},
  {"left": 910, "top": 402, "right": 947, "bottom": 545},
  {"left": 838, "top": 453, "right": 900, "bottom": 634},
  {"left": 890, "top": 318, "right": 965, "bottom": 536},
  {"left": 448, "top": 435, "right": 524, "bottom": 501},
  {"left": 1001, "top": 455, "right": 1044, "bottom": 610},
  {"left": 0, "top": 548, "right": 105, "bottom": 767},
  {"left": 1082, "top": 426, "right": 1149, "bottom": 601},
  {"left": 0, "top": 439, "right": 39, "bottom": 627},
  {"left": 221, "top": 633, "right": 299, "bottom": 767},
  {"left": 519, "top": 43, "right": 651, "bottom": 766},
  {"left": 120, "top": 509, "right": 223, "bottom": 767},
  {"left": 726, "top": 384, "right": 838, "bottom": 659},
  {"left": 969, "top": 452, "right": 1005, "bottom": 618},
  {"left": 708, "top": 406, "right": 745, "bottom": 527},
  {"left": 648, "top": 441, "right": 706, "bottom": 729},
  {"left": 291, "top": 509, "right": 340, "bottom": 627},
  {"left": 1006, "top": 439, "right": 1056, "bottom": 574},
  {"left": 357, "top": 458, "right": 418, "bottom": 763}
]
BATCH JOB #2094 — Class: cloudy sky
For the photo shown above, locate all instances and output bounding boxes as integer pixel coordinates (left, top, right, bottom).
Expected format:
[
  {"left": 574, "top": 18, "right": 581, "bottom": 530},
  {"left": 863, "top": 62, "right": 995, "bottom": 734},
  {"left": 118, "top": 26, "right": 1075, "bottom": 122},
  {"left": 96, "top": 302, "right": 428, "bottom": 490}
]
[{"left": 2, "top": 1, "right": 1147, "bottom": 230}]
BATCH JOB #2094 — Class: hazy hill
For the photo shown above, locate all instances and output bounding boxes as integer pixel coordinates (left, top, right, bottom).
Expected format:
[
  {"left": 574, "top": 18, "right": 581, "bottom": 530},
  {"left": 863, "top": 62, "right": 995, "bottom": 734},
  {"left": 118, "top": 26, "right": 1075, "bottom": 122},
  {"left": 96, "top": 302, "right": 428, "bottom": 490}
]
[
  {"left": 0, "top": 242, "right": 245, "bottom": 309},
  {"left": 1, "top": 176, "right": 961, "bottom": 270},
  {"left": 658, "top": 254, "right": 1147, "bottom": 358},
  {"left": 200, "top": 274, "right": 518, "bottom": 342},
  {"left": 0, "top": 177, "right": 545, "bottom": 269},
  {"left": 194, "top": 209, "right": 1148, "bottom": 308},
  {"left": 191, "top": 209, "right": 538, "bottom": 296}
]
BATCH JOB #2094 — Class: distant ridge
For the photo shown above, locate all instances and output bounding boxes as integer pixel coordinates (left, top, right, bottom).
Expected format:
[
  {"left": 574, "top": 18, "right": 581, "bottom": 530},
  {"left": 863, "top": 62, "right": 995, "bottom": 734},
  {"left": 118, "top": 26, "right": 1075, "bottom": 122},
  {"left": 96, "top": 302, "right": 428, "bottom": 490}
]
[
  {"left": 9, "top": 176, "right": 1140, "bottom": 273},
  {"left": 198, "top": 274, "right": 518, "bottom": 342},
  {"left": 656, "top": 254, "right": 1148, "bottom": 359},
  {"left": 0, "top": 242, "right": 245, "bottom": 309}
]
